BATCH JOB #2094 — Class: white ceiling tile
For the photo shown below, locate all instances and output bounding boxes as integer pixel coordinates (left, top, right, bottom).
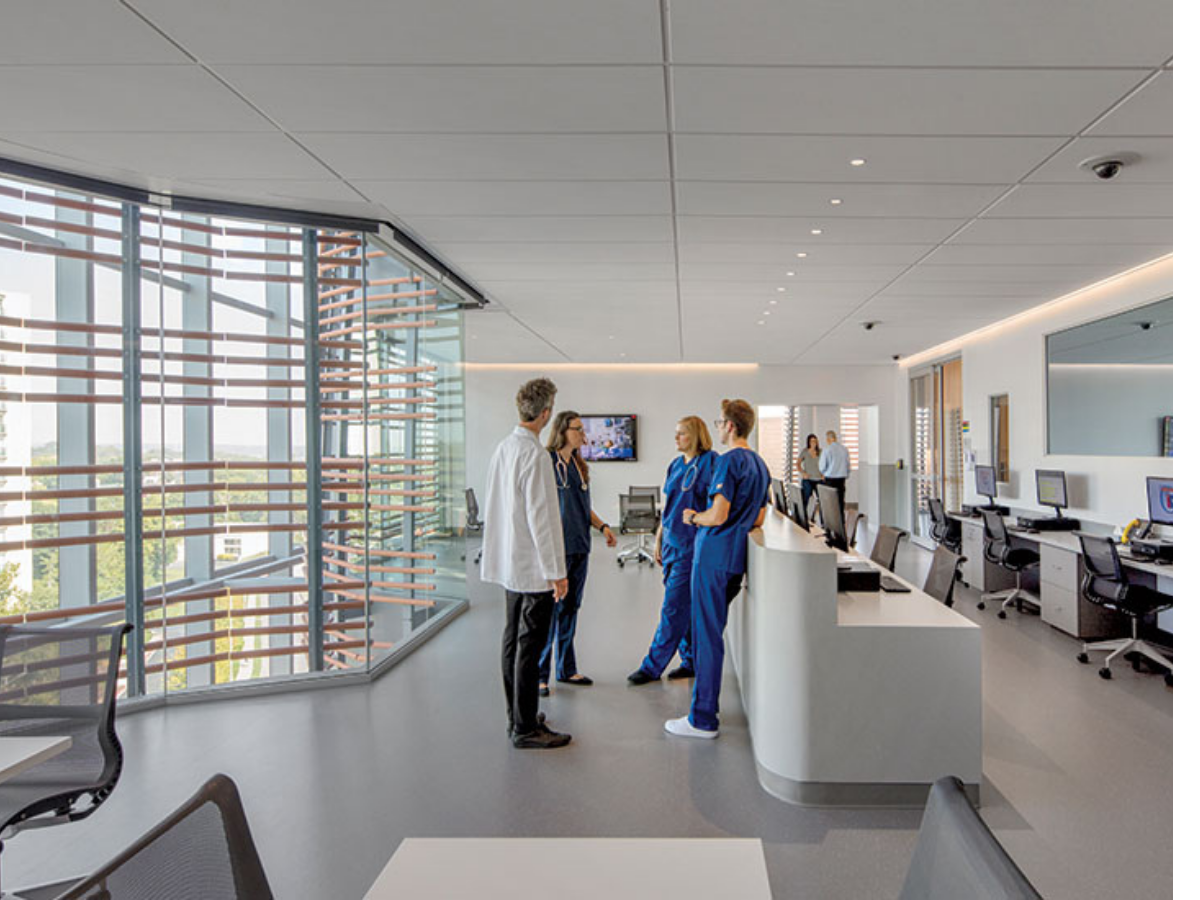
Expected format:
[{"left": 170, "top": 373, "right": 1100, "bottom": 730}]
[
  {"left": 674, "top": 135, "right": 1064, "bottom": 183},
  {"left": 466, "top": 262, "right": 676, "bottom": 282},
  {"left": 436, "top": 243, "right": 675, "bottom": 264},
  {"left": 217, "top": 66, "right": 667, "bottom": 133},
  {"left": 136, "top": 0, "right": 663, "bottom": 64},
  {"left": 677, "top": 216, "right": 963, "bottom": 244},
  {"left": 669, "top": 0, "right": 1170, "bottom": 67},
  {"left": 677, "top": 182, "right": 1006, "bottom": 218},
  {"left": 399, "top": 216, "right": 676, "bottom": 244},
  {"left": 672, "top": 68, "right": 1146, "bottom": 136},
  {"left": 361, "top": 180, "right": 671, "bottom": 217},
  {"left": 951, "top": 217, "right": 1172, "bottom": 245},
  {"left": 0, "top": 132, "right": 333, "bottom": 180},
  {"left": 678, "top": 243, "right": 930, "bottom": 266},
  {"left": 898, "top": 263, "right": 1117, "bottom": 284},
  {"left": 1026, "top": 137, "right": 1171, "bottom": 184},
  {"left": 463, "top": 310, "right": 568, "bottom": 363},
  {"left": 879, "top": 282, "right": 1066, "bottom": 298},
  {"left": 298, "top": 134, "right": 670, "bottom": 181},
  {"left": 183, "top": 179, "right": 367, "bottom": 204},
  {"left": 681, "top": 282, "right": 881, "bottom": 304},
  {"left": 0, "top": 1, "right": 188, "bottom": 63},
  {"left": 0, "top": 66, "right": 269, "bottom": 132},
  {"left": 681, "top": 262, "right": 906, "bottom": 284},
  {"left": 1086, "top": 71, "right": 1172, "bottom": 137},
  {"left": 924, "top": 243, "right": 1171, "bottom": 267},
  {"left": 484, "top": 282, "right": 678, "bottom": 306},
  {"left": 984, "top": 183, "right": 1172, "bottom": 218}
]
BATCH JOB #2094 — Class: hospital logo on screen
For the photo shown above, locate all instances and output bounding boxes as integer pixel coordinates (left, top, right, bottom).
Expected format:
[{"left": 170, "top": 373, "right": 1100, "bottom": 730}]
[{"left": 1159, "top": 486, "right": 1173, "bottom": 512}]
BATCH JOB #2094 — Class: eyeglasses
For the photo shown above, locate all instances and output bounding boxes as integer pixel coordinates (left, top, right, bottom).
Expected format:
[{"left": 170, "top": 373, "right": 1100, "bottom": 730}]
[
  {"left": 712, "top": 418, "right": 728, "bottom": 430},
  {"left": 566, "top": 426, "right": 584, "bottom": 432}
]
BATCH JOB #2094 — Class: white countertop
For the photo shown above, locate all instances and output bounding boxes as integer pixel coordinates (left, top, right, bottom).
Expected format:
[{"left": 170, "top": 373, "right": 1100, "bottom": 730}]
[{"left": 0, "top": 736, "right": 72, "bottom": 785}]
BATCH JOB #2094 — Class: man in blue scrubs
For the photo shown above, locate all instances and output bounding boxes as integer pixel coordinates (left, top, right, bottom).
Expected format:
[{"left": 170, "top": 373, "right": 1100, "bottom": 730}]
[
  {"left": 667, "top": 399, "right": 770, "bottom": 739},
  {"left": 628, "top": 416, "right": 716, "bottom": 685}
]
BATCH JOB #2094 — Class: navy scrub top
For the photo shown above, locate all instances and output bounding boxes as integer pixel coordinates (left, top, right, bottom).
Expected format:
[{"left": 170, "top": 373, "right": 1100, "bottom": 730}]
[
  {"left": 661, "top": 450, "right": 717, "bottom": 566},
  {"left": 551, "top": 450, "right": 593, "bottom": 556},
  {"left": 694, "top": 447, "right": 771, "bottom": 575}
]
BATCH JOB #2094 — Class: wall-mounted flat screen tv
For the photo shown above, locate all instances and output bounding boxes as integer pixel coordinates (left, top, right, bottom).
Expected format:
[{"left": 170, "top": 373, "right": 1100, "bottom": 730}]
[{"left": 580, "top": 415, "right": 638, "bottom": 462}]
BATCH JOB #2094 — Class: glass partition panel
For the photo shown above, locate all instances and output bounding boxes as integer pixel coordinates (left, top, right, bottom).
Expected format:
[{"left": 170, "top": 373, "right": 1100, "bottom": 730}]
[{"left": 1046, "top": 298, "right": 1172, "bottom": 456}]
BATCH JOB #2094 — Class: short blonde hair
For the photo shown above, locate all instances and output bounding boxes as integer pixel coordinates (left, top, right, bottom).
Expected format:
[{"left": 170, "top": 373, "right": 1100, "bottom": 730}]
[{"left": 677, "top": 416, "right": 713, "bottom": 454}]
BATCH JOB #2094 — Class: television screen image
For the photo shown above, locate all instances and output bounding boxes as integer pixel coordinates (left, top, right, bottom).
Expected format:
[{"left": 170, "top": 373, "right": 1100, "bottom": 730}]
[{"left": 580, "top": 415, "right": 638, "bottom": 462}]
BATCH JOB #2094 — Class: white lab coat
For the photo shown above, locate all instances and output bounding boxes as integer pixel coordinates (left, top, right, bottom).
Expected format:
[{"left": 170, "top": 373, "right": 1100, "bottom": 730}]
[{"left": 480, "top": 425, "right": 567, "bottom": 593}]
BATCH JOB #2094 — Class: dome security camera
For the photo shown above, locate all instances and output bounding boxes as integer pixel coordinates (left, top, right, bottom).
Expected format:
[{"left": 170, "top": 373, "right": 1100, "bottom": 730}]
[
  {"left": 892, "top": 354, "right": 902, "bottom": 361},
  {"left": 861, "top": 320, "right": 880, "bottom": 331},
  {"left": 1078, "top": 152, "right": 1139, "bottom": 181}
]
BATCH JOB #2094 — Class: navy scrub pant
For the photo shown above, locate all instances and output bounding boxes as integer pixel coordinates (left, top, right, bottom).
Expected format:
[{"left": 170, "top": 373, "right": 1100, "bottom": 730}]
[
  {"left": 689, "top": 557, "right": 745, "bottom": 732},
  {"left": 639, "top": 557, "right": 694, "bottom": 678},
  {"left": 539, "top": 552, "right": 589, "bottom": 683}
]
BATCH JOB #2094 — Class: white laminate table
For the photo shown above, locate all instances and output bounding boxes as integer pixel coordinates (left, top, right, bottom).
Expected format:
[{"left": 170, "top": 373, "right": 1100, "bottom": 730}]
[
  {"left": 363, "top": 838, "right": 772, "bottom": 899},
  {"left": 0, "top": 736, "right": 72, "bottom": 785}
]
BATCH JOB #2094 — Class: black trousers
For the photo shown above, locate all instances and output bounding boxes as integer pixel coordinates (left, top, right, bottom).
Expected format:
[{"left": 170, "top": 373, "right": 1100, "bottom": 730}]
[
  {"left": 502, "top": 589, "right": 555, "bottom": 735},
  {"left": 824, "top": 477, "right": 847, "bottom": 517}
]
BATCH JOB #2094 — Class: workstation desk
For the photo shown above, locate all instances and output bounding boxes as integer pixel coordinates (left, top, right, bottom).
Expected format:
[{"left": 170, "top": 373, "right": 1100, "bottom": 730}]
[
  {"left": 727, "top": 510, "right": 981, "bottom": 808},
  {"left": 950, "top": 512, "right": 1173, "bottom": 640}
]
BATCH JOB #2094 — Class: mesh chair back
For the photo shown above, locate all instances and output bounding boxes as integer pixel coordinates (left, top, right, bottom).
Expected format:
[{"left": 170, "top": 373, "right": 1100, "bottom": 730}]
[
  {"left": 1077, "top": 533, "right": 1127, "bottom": 607},
  {"left": 869, "top": 526, "right": 905, "bottom": 571},
  {"left": 619, "top": 493, "right": 658, "bottom": 534},
  {"left": 980, "top": 509, "right": 1009, "bottom": 564},
  {"left": 923, "top": 545, "right": 965, "bottom": 605},
  {"left": 464, "top": 488, "right": 482, "bottom": 530},
  {"left": 846, "top": 510, "right": 866, "bottom": 548},
  {"left": 55, "top": 774, "right": 274, "bottom": 900},
  {"left": 629, "top": 485, "right": 662, "bottom": 502},
  {"left": 928, "top": 496, "right": 947, "bottom": 527},
  {"left": 0, "top": 623, "right": 130, "bottom": 835},
  {"left": 899, "top": 776, "right": 1042, "bottom": 900}
]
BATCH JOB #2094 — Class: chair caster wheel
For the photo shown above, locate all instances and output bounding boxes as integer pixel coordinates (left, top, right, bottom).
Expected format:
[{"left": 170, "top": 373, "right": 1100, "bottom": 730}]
[
  {"left": 977, "top": 602, "right": 986, "bottom": 611},
  {"left": 1165, "top": 673, "right": 1173, "bottom": 687},
  {"left": 1099, "top": 667, "right": 1112, "bottom": 680},
  {"left": 997, "top": 610, "right": 1007, "bottom": 620},
  {"left": 617, "top": 560, "right": 625, "bottom": 568},
  {"left": 1077, "top": 652, "right": 1089, "bottom": 664}
]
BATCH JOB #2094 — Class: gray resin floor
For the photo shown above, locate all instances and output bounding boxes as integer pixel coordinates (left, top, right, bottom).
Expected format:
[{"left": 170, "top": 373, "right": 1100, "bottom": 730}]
[{"left": 10, "top": 536, "right": 1172, "bottom": 899}]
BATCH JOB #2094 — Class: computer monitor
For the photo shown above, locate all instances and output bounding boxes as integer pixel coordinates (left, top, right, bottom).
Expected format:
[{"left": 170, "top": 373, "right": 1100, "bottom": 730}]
[
  {"left": 770, "top": 479, "right": 787, "bottom": 514},
  {"left": 1035, "top": 469, "right": 1069, "bottom": 516},
  {"left": 784, "top": 483, "right": 810, "bottom": 531},
  {"left": 1147, "top": 476, "right": 1173, "bottom": 526},
  {"left": 817, "top": 483, "right": 848, "bottom": 552},
  {"left": 975, "top": 464, "right": 997, "bottom": 500}
]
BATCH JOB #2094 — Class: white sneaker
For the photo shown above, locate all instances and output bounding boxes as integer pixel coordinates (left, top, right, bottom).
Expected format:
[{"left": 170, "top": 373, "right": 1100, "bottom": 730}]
[{"left": 664, "top": 716, "right": 718, "bottom": 739}]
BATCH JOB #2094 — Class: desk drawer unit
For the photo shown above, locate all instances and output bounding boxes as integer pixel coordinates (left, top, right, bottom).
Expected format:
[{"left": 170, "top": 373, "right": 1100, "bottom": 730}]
[
  {"left": 1039, "top": 545, "right": 1078, "bottom": 591},
  {"left": 1038, "top": 544, "right": 1125, "bottom": 639}
]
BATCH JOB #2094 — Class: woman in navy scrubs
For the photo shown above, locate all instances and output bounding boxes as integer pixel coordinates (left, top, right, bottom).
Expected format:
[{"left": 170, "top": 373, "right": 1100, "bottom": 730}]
[
  {"left": 540, "top": 411, "right": 617, "bottom": 695},
  {"left": 666, "top": 399, "right": 770, "bottom": 739},
  {"left": 627, "top": 416, "right": 716, "bottom": 685}
]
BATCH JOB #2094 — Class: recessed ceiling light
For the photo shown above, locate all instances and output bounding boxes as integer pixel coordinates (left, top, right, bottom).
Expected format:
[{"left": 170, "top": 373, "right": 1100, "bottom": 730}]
[
  {"left": 620, "top": 352, "right": 627, "bottom": 357},
  {"left": 796, "top": 252, "right": 808, "bottom": 258},
  {"left": 811, "top": 229, "right": 823, "bottom": 235},
  {"left": 763, "top": 311, "right": 771, "bottom": 316},
  {"left": 608, "top": 335, "right": 615, "bottom": 340},
  {"left": 830, "top": 198, "right": 842, "bottom": 205},
  {"left": 756, "top": 320, "right": 765, "bottom": 326},
  {"left": 850, "top": 158, "right": 866, "bottom": 167},
  {"left": 776, "top": 287, "right": 786, "bottom": 292},
  {"left": 786, "top": 271, "right": 795, "bottom": 276},
  {"left": 769, "top": 299, "right": 778, "bottom": 305}
]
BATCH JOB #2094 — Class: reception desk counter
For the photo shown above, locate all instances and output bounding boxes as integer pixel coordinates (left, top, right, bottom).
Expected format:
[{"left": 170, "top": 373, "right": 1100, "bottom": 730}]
[{"left": 727, "top": 511, "right": 982, "bottom": 807}]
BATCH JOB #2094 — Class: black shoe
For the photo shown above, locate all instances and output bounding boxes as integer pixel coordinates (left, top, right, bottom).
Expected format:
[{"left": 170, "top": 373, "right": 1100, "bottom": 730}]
[
  {"left": 558, "top": 674, "right": 594, "bottom": 686},
  {"left": 667, "top": 666, "right": 695, "bottom": 680},
  {"left": 512, "top": 726, "right": 572, "bottom": 749},
  {"left": 507, "top": 711, "right": 545, "bottom": 738},
  {"left": 627, "top": 668, "right": 657, "bottom": 685},
  {"left": 538, "top": 683, "right": 550, "bottom": 697}
]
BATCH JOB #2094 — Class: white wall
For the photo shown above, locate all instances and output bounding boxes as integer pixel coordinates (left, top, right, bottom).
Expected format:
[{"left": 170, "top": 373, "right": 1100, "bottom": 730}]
[
  {"left": 896, "top": 257, "right": 1173, "bottom": 529},
  {"left": 465, "top": 365, "right": 897, "bottom": 526}
]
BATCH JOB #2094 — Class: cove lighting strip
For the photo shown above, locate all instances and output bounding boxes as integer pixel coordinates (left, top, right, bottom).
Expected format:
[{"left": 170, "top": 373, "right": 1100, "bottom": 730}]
[{"left": 462, "top": 363, "right": 760, "bottom": 372}]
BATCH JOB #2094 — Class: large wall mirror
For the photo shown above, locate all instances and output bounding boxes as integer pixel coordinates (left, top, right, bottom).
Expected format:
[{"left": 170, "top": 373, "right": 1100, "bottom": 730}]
[{"left": 1046, "top": 297, "right": 1172, "bottom": 456}]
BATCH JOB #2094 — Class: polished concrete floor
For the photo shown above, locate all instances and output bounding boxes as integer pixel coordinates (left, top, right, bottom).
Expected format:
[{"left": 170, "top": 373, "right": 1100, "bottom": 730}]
[{"left": 11, "top": 535, "right": 1172, "bottom": 899}]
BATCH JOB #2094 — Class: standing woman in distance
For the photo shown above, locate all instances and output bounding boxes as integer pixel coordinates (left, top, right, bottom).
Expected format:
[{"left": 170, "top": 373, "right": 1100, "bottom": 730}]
[
  {"left": 539, "top": 411, "right": 618, "bottom": 696},
  {"left": 628, "top": 416, "right": 717, "bottom": 685},
  {"left": 797, "top": 433, "right": 823, "bottom": 515}
]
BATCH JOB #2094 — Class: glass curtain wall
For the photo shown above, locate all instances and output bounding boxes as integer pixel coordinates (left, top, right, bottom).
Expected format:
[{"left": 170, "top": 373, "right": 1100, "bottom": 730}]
[
  {"left": 908, "top": 358, "right": 963, "bottom": 543},
  {"left": 0, "top": 171, "right": 468, "bottom": 699}
]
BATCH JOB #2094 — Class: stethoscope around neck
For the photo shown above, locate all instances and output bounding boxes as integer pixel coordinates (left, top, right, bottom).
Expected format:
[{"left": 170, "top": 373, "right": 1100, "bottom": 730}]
[
  {"left": 555, "top": 453, "right": 586, "bottom": 491},
  {"left": 680, "top": 456, "right": 700, "bottom": 492}
]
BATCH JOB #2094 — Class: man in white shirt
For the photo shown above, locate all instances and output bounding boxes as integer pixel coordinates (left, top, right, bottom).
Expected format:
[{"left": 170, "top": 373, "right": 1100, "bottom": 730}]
[
  {"left": 481, "top": 378, "right": 572, "bottom": 749},
  {"left": 818, "top": 430, "right": 851, "bottom": 517}
]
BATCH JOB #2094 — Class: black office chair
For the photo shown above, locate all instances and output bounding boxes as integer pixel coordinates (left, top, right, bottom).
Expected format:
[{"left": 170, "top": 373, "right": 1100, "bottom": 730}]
[
  {"left": 927, "top": 497, "right": 962, "bottom": 554},
  {"left": 465, "top": 487, "right": 484, "bottom": 564},
  {"left": 869, "top": 526, "right": 906, "bottom": 572},
  {"left": 846, "top": 508, "right": 867, "bottom": 549},
  {"left": 923, "top": 545, "right": 966, "bottom": 607},
  {"left": 53, "top": 774, "right": 275, "bottom": 900},
  {"left": 1076, "top": 534, "right": 1172, "bottom": 685},
  {"left": 898, "top": 776, "right": 1043, "bottom": 900},
  {"left": 978, "top": 510, "right": 1039, "bottom": 620},
  {"left": 617, "top": 492, "right": 659, "bottom": 567},
  {"left": 0, "top": 623, "right": 131, "bottom": 882}
]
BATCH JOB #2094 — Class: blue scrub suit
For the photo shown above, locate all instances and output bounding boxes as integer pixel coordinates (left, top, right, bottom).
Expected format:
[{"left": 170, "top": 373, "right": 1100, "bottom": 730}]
[
  {"left": 689, "top": 447, "right": 771, "bottom": 732},
  {"left": 638, "top": 450, "right": 716, "bottom": 678},
  {"left": 540, "top": 451, "right": 592, "bottom": 683}
]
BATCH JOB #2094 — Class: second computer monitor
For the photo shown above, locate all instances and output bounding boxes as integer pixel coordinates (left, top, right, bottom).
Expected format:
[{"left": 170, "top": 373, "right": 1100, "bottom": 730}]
[
  {"left": 817, "top": 483, "right": 848, "bottom": 552},
  {"left": 1035, "top": 469, "right": 1069, "bottom": 511},
  {"left": 1147, "top": 476, "right": 1173, "bottom": 526},
  {"left": 975, "top": 464, "right": 997, "bottom": 500}
]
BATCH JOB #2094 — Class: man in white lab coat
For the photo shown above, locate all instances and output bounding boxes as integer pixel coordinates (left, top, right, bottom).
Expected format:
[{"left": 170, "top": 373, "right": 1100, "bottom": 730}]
[{"left": 481, "top": 378, "right": 572, "bottom": 749}]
